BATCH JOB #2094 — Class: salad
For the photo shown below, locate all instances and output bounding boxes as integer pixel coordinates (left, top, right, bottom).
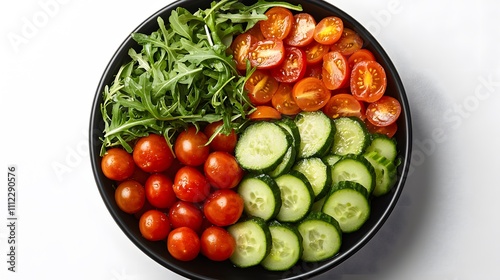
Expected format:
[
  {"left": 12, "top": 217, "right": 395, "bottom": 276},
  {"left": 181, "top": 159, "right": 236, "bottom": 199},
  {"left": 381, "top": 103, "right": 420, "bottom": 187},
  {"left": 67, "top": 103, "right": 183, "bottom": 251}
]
[{"left": 98, "top": 0, "right": 402, "bottom": 272}]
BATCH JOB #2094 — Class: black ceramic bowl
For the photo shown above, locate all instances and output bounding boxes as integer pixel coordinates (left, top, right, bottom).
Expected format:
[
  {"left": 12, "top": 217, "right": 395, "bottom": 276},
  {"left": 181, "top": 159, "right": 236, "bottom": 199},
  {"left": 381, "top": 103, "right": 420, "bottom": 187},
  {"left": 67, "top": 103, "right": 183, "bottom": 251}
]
[{"left": 89, "top": 0, "right": 412, "bottom": 279}]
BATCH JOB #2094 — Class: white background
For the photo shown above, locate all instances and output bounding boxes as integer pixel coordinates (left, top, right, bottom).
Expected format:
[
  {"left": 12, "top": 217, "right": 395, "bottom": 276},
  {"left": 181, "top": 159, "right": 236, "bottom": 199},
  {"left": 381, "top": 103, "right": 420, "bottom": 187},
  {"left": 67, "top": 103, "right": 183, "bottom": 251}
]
[{"left": 1, "top": 0, "right": 500, "bottom": 279}]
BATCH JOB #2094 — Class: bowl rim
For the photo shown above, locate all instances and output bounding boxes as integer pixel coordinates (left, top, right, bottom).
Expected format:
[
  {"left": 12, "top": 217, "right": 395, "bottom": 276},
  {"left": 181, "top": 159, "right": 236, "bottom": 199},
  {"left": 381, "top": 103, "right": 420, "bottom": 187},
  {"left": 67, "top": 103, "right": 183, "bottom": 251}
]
[{"left": 89, "top": 0, "right": 413, "bottom": 279}]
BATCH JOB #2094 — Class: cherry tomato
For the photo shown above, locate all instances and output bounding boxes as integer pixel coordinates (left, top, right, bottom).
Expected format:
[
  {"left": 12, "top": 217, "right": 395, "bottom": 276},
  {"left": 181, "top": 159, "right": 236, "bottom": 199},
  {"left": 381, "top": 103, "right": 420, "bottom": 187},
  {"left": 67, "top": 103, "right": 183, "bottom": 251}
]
[
  {"left": 145, "top": 173, "right": 177, "bottom": 209},
  {"left": 200, "top": 226, "right": 236, "bottom": 261},
  {"left": 244, "top": 70, "right": 279, "bottom": 105},
  {"left": 313, "top": 16, "right": 343, "bottom": 45},
  {"left": 249, "top": 38, "right": 285, "bottom": 69},
  {"left": 173, "top": 166, "right": 211, "bottom": 203},
  {"left": 204, "top": 151, "right": 244, "bottom": 189},
  {"left": 272, "top": 83, "right": 302, "bottom": 115},
  {"left": 231, "top": 33, "right": 257, "bottom": 71},
  {"left": 365, "top": 120, "right": 398, "bottom": 138},
  {"left": 259, "top": 7, "right": 294, "bottom": 40},
  {"left": 347, "top": 48, "right": 376, "bottom": 69},
  {"left": 304, "top": 41, "right": 330, "bottom": 65},
  {"left": 350, "top": 60, "right": 387, "bottom": 103},
  {"left": 330, "top": 28, "right": 363, "bottom": 56},
  {"left": 366, "top": 96, "right": 402, "bottom": 127},
  {"left": 203, "top": 121, "right": 237, "bottom": 154},
  {"left": 203, "top": 189, "right": 244, "bottom": 227},
  {"left": 248, "top": 105, "right": 282, "bottom": 120},
  {"left": 139, "top": 209, "right": 171, "bottom": 241},
  {"left": 246, "top": 24, "right": 265, "bottom": 41},
  {"left": 101, "top": 148, "right": 135, "bottom": 181},
  {"left": 292, "top": 77, "right": 331, "bottom": 111},
  {"left": 284, "top": 13, "right": 316, "bottom": 47},
  {"left": 168, "top": 200, "right": 203, "bottom": 233},
  {"left": 322, "top": 51, "right": 350, "bottom": 90},
  {"left": 133, "top": 134, "right": 174, "bottom": 173},
  {"left": 115, "top": 180, "right": 145, "bottom": 214},
  {"left": 167, "top": 227, "right": 200, "bottom": 261},
  {"left": 323, "top": 93, "right": 365, "bottom": 119},
  {"left": 270, "top": 47, "right": 307, "bottom": 83},
  {"left": 174, "top": 126, "right": 210, "bottom": 167}
]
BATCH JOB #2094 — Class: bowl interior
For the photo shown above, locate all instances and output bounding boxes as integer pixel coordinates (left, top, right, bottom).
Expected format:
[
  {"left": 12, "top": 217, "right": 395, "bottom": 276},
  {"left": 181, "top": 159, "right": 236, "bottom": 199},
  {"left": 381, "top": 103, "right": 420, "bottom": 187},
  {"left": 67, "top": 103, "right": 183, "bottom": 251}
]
[{"left": 89, "top": 0, "right": 412, "bottom": 279}]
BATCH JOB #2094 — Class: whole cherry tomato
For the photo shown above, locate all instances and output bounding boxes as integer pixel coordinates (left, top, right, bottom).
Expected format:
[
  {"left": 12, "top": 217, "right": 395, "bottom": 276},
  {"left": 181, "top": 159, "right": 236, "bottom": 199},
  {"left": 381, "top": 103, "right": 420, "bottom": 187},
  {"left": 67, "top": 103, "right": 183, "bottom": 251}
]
[
  {"left": 174, "top": 126, "right": 210, "bottom": 167},
  {"left": 145, "top": 173, "right": 177, "bottom": 209},
  {"left": 200, "top": 226, "right": 236, "bottom": 261},
  {"left": 203, "top": 189, "right": 244, "bottom": 227},
  {"left": 133, "top": 134, "right": 174, "bottom": 173},
  {"left": 115, "top": 180, "right": 145, "bottom": 214},
  {"left": 167, "top": 227, "right": 200, "bottom": 261},
  {"left": 139, "top": 209, "right": 171, "bottom": 241},
  {"left": 204, "top": 151, "right": 244, "bottom": 189},
  {"left": 101, "top": 148, "right": 135, "bottom": 181},
  {"left": 173, "top": 166, "right": 211, "bottom": 203},
  {"left": 203, "top": 121, "right": 237, "bottom": 154},
  {"left": 168, "top": 201, "right": 203, "bottom": 233}
]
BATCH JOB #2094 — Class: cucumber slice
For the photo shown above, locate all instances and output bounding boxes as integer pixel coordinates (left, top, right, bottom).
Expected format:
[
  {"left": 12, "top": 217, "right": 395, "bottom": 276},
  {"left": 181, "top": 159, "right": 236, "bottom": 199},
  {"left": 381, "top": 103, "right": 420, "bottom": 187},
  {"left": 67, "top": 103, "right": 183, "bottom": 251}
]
[
  {"left": 237, "top": 174, "right": 282, "bottom": 221},
  {"left": 276, "top": 117, "right": 301, "bottom": 150},
  {"left": 365, "top": 133, "right": 398, "bottom": 162},
  {"left": 274, "top": 171, "right": 314, "bottom": 222},
  {"left": 293, "top": 157, "right": 331, "bottom": 201},
  {"left": 330, "top": 154, "right": 376, "bottom": 194},
  {"left": 322, "top": 154, "right": 342, "bottom": 167},
  {"left": 295, "top": 111, "right": 335, "bottom": 158},
  {"left": 331, "top": 117, "right": 370, "bottom": 156},
  {"left": 235, "top": 122, "right": 291, "bottom": 173},
  {"left": 228, "top": 217, "right": 272, "bottom": 268},
  {"left": 297, "top": 212, "right": 342, "bottom": 262},
  {"left": 261, "top": 221, "right": 303, "bottom": 271},
  {"left": 268, "top": 145, "right": 297, "bottom": 178},
  {"left": 363, "top": 151, "right": 397, "bottom": 197},
  {"left": 322, "top": 181, "right": 370, "bottom": 233}
]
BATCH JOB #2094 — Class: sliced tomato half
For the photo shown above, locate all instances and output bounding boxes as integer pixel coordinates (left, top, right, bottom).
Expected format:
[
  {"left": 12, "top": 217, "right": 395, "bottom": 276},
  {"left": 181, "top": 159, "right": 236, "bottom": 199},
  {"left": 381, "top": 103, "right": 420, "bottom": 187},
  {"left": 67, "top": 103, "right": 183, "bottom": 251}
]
[
  {"left": 365, "top": 96, "right": 401, "bottom": 127},
  {"left": 284, "top": 13, "right": 316, "bottom": 47},
  {"left": 322, "top": 51, "right": 350, "bottom": 90},
  {"left": 313, "top": 16, "right": 343, "bottom": 45},
  {"left": 330, "top": 28, "right": 364, "bottom": 56},
  {"left": 260, "top": 7, "right": 294, "bottom": 40},
  {"left": 270, "top": 47, "right": 307, "bottom": 83},
  {"left": 292, "top": 77, "right": 331, "bottom": 112},
  {"left": 244, "top": 70, "right": 279, "bottom": 105},
  {"left": 231, "top": 33, "right": 257, "bottom": 71},
  {"left": 350, "top": 60, "right": 387, "bottom": 103},
  {"left": 322, "top": 93, "right": 366, "bottom": 120},
  {"left": 272, "top": 83, "right": 302, "bottom": 115},
  {"left": 249, "top": 38, "right": 285, "bottom": 69}
]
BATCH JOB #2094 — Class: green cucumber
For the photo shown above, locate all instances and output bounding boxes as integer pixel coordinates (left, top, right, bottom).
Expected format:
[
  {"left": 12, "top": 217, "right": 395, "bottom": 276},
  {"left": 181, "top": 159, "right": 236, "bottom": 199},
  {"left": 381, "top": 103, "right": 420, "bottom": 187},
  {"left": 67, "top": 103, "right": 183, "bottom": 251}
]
[
  {"left": 322, "top": 154, "right": 342, "bottom": 167},
  {"left": 330, "top": 154, "right": 376, "bottom": 194},
  {"left": 293, "top": 157, "right": 331, "bottom": 201},
  {"left": 276, "top": 117, "right": 301, "bottom": 150},
  {"left": 295, "top": 111, "right": 335, "bottom": 158},
  {"left": 363, "top": 151, "right": 397, "bottom": 197},
  {"left": 274, "top": 171, "right": 315, "bottom": 223},
  {"left": 365, "top": 133, "right": 398, "bottom": 162},
  {"left": 228, "top": 217, "right": 272, "bottom": 268},
  {"left": 268, "top": 145, "right": 297, "bottom": 178},
  {"left": 331, "top": 117, "right": 370, "bottom": 156},
  {"left": 297, "top": 212, "right": 342, "bottom": 262},
  {"left": 261, "top": 221, "right": 303, "bottom": 271},
  {"left": 237, "top": 174, "right": 282, "bottom": 221}
]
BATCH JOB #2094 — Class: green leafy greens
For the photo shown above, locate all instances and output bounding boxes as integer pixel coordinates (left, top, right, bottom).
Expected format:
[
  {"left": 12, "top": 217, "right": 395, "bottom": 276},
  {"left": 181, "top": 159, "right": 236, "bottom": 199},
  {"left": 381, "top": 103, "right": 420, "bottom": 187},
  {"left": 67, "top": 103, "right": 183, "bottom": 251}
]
[{"left": 99, "top": 0, "right": 302, "bottom": 155}]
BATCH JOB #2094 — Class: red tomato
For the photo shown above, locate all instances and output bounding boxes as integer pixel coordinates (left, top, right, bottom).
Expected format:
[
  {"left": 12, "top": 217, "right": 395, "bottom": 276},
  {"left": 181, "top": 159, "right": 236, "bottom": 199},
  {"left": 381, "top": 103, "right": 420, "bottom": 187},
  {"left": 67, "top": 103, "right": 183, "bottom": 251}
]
[
  {"left": 366, "top": 96, "right": 402, "bottom": 127},
  {"left": 168, "top": 201, "right": 203, "bottom": 233},
  {"left": 330, "top": 28, "right": 363, "bottom": 56},
  {"left": 347, "top": 48, "right": 376, "bottom": 69},
  {"left": 231, "top": 33, "right": 257, "bottom": 71},
  {"left": 204, "top": 151, "right": 244, "bottom": 189},
  {"left": 203, "top": 189, "right": 244, "bottom": 227},
  {"left": 292, "top": 77, "right": 331, "bottom": 111},
  {"left": 365, "top": 120, "right": 398, "bottom": 138},
  {"left": 200, "top": 226, "right": 236, "bottom": 261},
  {"left": 244, "top": 70, "right": 279, "bottom": 105},
  {"left": 270, "top": 47, "right": 307, "bottom": 83},
  {"left": 350, "top": 60, "right": 387, "bottom": 103},
  {"left": 115, "top": 180, "right": 145, "bottom": 214},
  {"left": 323, "top": 93, "right": 365, "bottom": 119},
  {"left": 167, "top": 227, "right": 200, "bottom": 261},
  {"left": 272, "top": 83, "right": 302, "bottom": 115},
  {"left": 284, "top": 13, "right": 316, "bottom": 47},
  {"left": 145, "top": 173, "right": 177, "bottom": 209},
  {"left": 313, "top": 16, "right": 343, "bottom": 45},
  {"left": 259, "top": 7, "right": 294, "bottom": 40},
  {"left": 174, "top": 126, "right": 210, "bottom": 167},
  {"left": 173, "top": 166, "right": 211, "bottom": 203},
  {"left": 304, "top": 41, "right": 330, "bottom": 65},
  {"left": 322, "top": 51, "right": 350, "bottom": 90},
  {"left": 133, "top": 134, "right": 174, "bottom": 173},
  {"left": 248, "top": 106, "right": 282, "bottom": 120},
  {"left": 249, "top": 38, "right": 285, "bottom": 69},
  {"left": 101, "top": 148, "right": 135, "bottom": 181},
  {"left": 139, "top": 209, "right": 171, "bottom": 241},
  {"left": 203, "top": 121, "right": 237, "bottom": 154}
]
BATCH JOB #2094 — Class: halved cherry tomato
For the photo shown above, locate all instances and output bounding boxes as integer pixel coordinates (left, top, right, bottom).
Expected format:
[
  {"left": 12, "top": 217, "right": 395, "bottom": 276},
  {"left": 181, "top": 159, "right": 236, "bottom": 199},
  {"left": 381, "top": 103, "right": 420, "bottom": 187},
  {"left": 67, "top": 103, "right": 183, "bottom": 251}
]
[
  {"left": 200, "top": 226, "right": 236, "bottom": 262},
  {"left": 292, "top": 77, "right": 331, "bottom": 111},
  {"left": 139, "top": 209, "right": 171, "bottom": 241},
  {"left": 144, "top": 173, "right": 176, "bottom": 209},
  {"left": 304, "top": 41, "right": 330, "bottom": 65},
  {"left": 347, "top": 48, "right": 375, "bottom": 69},
  {"left": 248, "top": 105, "right": 282, "bottom": 120},
  {"left": 133, "top": 134, "right": 174, "bottom": 173},
  {"left": 272, "top": 83, "right": 302, "bottom": 115},
  {"left": 204, "top": 151, "right": 244, "bottom": 189},
  {"left": 270, "top": 47, "right": 307, "bottom": 83},
  {"left": 101, "top": 148, "right": 135, "bottom": 181},
  {"left": 313, "top": 16, "right": 343, "bottom": 45},
  {"left": 174, "top": 126, "right": 210, "bottom": 167},
  {"left": 322, "top": 93, "right": 365, "bottom": 119},
  {"left": 330, "top": 28, "right": 363, "bottom": 56},
  {"left": 322, "top": 51, "right": 350, "bottom": 90},
  {"left": 203, "top": 189, "right": 244, "bottom": 227},
  {"left": 260, "top": 7, "right": 294, "bottom": 40},
  {"left": 172, "top": 166, "right": 211, "bottom": 203},
  {"left": 168, "top": 200, "right": 203, "bottom": 233},
  {"left": 167, "top": 227, "right": 200, "bottom": 261},
  {"left": 249, "top": 38, "right": 285, "bottom": 69},
  {"left": 203, "top": 121, "right": 237, "bottom": 154},
  {"left": 231, "top": 33, "right": 257, "bottom": 71},
  {"left": 115, "top": 180, "right": 145, "bottom": 214},
  {"left": 366, "top": 96, "right": 401, "bottom": 127},
  {"left": 284, "top": 13, "right": 316, "bottom": 47},
  {"left": 244, "top": 70, "right": 279, "bottom": 105},
  {"left": 365, "top": 120, "right": 398, "bottom": 138},
  {"left": 350, "top": 60, "right": 387, "bottom": 102},
  {"left": 246, "top": 24, "right": 265, "bottom": 41}
]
